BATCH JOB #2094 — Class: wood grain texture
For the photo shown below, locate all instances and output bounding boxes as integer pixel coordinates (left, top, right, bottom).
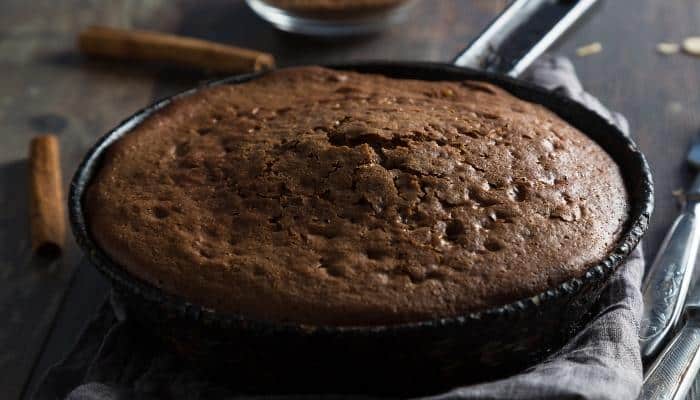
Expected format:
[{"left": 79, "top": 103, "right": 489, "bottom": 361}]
[
  {"left": 2, "top": 0, "right": 700, "bottom": 398},
  {"left": 0, "top": 1, "right": 181, "bottom": 399}
]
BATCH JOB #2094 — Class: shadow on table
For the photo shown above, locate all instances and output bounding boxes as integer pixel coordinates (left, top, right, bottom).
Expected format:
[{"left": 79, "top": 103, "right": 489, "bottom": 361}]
[
  {"left": 0, "top": 159, "right": 33, "bottom": 271},
  {"left": 177, "top": 0, "right": 383, "bottom": 66},
  {"left": 42, "top": 50, "right": 210, "bottom": 86},
  {"left": 0, "top": 158, "right": 74, "bottom": 269},
  {"left": 0, "top": 158, "right": 83, "bottom": 400}
]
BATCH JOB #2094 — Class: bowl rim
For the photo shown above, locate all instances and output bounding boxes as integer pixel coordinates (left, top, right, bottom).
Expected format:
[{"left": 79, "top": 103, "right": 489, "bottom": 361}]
[{"left": 69, "top": 61, "right": 653, "bottom": 334}]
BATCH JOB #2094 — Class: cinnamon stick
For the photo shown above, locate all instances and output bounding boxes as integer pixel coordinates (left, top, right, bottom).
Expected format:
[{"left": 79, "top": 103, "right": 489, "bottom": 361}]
[
  {"left": 78, "top": 26, "right": 275, "bottom": 74},
  {"left": 29, "top": 134, "right": 65, "bottom": 257}
]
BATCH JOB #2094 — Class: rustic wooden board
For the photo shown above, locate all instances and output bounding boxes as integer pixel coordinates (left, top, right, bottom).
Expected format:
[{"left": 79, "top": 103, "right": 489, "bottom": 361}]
[
  {"left": 4, "top": 0, "right": 700, "bottom": 398},
  {"left": 0, "top": 1, "right": 182, "bottom": 398}
]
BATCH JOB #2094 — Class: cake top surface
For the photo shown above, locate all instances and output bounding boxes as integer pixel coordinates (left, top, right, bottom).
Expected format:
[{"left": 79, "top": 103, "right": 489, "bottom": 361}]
[{"left": 86, "top": 66, "right": 629, "bottom": 326}]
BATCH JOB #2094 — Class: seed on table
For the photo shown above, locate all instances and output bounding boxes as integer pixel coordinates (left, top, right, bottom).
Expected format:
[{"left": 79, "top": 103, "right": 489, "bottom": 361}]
[
  {"left": 657, "top": 42, "right": 680, "bottom": 55},
  {"left": 576, "top": 42, "right": 603, "bottom": 57},
  {"left": 682, "top": 36, "right": 700, "bottom": 56}
]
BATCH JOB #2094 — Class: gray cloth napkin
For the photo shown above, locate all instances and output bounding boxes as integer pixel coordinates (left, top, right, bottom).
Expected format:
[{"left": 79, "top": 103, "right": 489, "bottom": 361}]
[{"left": 34, "top": 56, "right": 645, "bottom": 400}]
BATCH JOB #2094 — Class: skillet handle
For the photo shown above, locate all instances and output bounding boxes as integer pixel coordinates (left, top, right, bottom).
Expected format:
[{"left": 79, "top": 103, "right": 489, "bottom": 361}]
[{"left": 452, "top": 0, "right": 599, "bottom": 78}]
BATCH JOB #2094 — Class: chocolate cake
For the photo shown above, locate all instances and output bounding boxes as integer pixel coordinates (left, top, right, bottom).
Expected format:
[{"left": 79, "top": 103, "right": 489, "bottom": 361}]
[{"left": 85, "top": 66, "right": 629, "bottom": 326}]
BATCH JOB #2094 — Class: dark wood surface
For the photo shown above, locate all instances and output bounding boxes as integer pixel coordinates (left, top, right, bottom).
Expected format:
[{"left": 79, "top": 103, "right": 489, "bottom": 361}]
[{"left": 2, "top": 0, "right": 700, "bottom": 398}]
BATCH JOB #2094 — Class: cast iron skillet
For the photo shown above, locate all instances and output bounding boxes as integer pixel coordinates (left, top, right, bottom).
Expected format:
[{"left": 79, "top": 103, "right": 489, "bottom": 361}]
[{"left": 69, "top": 1, "right": 653, "bottom": 396}]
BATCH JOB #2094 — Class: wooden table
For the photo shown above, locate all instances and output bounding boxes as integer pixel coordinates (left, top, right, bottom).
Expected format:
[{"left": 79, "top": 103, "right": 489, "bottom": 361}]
[{"left": 2, "top": 0, "right": 699, "bottom": 398}]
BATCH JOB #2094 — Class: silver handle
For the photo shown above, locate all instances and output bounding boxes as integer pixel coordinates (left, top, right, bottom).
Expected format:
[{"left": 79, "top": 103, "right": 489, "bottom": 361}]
[
  {"left": 640, "top": 203, "right": 700, "bottom": 362},
  {"left": 641, "top": 319, "right": 700, "bottom": 400},
  {"left": 452, "top": 0, "right": 599, "bottom": 77}
]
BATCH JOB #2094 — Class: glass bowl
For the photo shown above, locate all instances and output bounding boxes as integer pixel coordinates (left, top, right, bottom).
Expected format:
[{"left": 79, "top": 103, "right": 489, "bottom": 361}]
[{"left": 246, "top": 0, "right": 418, "bottom": 36}]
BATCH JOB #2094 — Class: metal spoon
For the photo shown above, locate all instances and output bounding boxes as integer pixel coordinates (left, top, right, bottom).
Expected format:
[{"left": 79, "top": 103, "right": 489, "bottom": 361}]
[{"left": 640, "top": 136, "right": 700, "bottom": 362}]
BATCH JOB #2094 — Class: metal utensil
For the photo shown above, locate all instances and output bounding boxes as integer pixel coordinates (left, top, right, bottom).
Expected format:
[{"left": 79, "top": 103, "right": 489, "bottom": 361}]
[
  {"left": 639, "top": 137, "right": 700, "bottom": 362},
  {"left": 454, "top": 0, "right": 598, "bottom": 77},
  {"left": 641, "top": 272, "right": 700, "bottom": 399}
]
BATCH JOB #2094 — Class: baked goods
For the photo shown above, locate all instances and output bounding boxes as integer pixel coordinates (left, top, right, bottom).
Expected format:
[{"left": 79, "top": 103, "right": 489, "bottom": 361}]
[
  {"left": 86, "top": 66, "right": 629, "bottom": 326},
  {"left": 260, "top": 0, "right": 409, "bottom": 18}
]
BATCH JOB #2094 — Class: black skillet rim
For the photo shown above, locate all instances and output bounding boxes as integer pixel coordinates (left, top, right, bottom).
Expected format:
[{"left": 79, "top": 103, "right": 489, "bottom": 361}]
[{"left": 69, "top": 61, "right": 654, "bottom": 334}]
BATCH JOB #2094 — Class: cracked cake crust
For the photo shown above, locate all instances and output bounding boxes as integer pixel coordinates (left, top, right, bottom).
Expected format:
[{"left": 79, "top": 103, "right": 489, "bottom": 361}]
[{"left": 86, "top": 66, "right": 629, "bottom": 326}]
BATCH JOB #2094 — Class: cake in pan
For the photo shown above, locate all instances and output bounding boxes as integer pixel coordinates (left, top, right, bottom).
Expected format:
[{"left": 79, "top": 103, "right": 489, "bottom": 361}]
[{"left": 86, "top": 67, "right": 629, "bottom": 326}]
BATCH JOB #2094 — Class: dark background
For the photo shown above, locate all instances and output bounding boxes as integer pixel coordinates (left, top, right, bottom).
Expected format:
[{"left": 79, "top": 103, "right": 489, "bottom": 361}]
[{"left": 1, "top": 0, "right": 698, "bottom": 398}]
